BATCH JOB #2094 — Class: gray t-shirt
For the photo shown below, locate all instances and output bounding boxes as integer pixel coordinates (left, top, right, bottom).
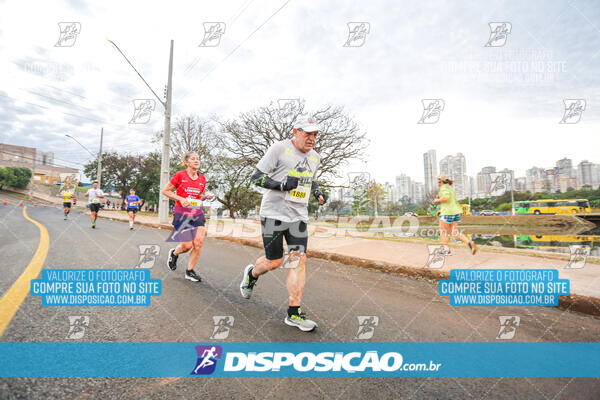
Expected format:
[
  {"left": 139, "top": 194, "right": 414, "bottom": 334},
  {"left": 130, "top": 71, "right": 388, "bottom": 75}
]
[{"left": 256, "top": 139, "right": 321, "bottom": 223}]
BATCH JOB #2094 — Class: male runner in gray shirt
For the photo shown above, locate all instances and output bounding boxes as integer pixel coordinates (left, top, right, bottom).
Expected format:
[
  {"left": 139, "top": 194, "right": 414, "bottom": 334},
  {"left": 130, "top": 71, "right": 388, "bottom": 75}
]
[{"left": 239, "top": 116, "right": 328, "bottom": 331}]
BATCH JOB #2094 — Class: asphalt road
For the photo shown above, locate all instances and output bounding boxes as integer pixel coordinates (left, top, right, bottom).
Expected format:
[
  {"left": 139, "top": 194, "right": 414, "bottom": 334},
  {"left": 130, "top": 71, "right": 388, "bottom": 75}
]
[{"left": 1, "top": 197, "right": 600, "bottom": 399}]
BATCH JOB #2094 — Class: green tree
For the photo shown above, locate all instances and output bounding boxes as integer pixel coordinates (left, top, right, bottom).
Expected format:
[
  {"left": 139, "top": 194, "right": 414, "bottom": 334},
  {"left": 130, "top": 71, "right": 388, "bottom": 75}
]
[
  {"left": 366, "top": 181, "right": 385, "bottom": 216},
  {"left": 208, "top": 156, "right": 261, "bottom": 219},
  {"left": 496, "top": 202, "right": 512, "bottom": 212},
  {"left": 0, "top": 167, "right": 31, "bottom": 189},
  {"left": 84, "top": 152, "right": 140, "bottom": 208},
  {"left": 327, "top": 199, "right": 344, "bottom": 216},
  {"left": 135, "top": 152, "right": 161, "bottom": 208},
  {"left": 351, "top": 188, "right": 369, "bottom": 215}
]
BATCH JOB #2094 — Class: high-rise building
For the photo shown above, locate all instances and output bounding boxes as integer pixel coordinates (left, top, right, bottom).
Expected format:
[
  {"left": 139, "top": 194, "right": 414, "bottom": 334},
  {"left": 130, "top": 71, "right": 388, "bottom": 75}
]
[
  {"left": 423, "top": 149, "right": 437, "bottom": 194},
  {"left": 526, "top": 167, "right": 546, "bottom": 192},
  {"left": 515, "top": 177, "right": 527, "bottom": 192},
  {"left": 383, "top": 182, "right": 397, "bottom": 204},
  {"left": 556, "top": 157, "right": 572, "bottom": 173},
  {"left": 396, "top": 174, "right": 412, "bottom": 203},
  {"left": 412, "top": 182, "right": 425, "bottom": 204},
  {"left": 578, "top": 160, "right": 593, "bottom": 188},
  {"left": 452, "top": 153, "right": 467, "bottom": 199},
  {"left": 577, "top": 160, "right": 600, "bottom": 189},
  {"left": 439, "top": 153, "right": 467, "bottom": 199},
  {"left": 476, "top": 166, "right": 496, "bottom": 195}
]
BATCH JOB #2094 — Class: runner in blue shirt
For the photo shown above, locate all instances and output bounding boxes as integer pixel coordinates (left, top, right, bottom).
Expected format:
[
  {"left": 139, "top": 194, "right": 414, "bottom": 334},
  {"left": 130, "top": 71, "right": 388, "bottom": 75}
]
[{"left": 125, "top": 188, "right": 141, "bottom": 230}]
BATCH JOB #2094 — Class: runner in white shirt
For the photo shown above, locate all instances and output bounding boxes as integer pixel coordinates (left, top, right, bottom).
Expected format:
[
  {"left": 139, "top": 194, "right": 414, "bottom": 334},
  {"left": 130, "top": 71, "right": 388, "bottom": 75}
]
[{"left": 84, "top": 181, "right": 105, "bottom": 229}]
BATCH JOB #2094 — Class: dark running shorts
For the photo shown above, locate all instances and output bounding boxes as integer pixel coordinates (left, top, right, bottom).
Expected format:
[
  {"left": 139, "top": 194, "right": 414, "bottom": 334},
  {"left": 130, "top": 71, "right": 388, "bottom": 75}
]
[
  {"left": 168, "top": 211, "right": 206, "bottom": 242},
  {"left": 89, "top": 203, "right": 101, "bottom": 213},
  {"left": 127, "top": 208, "right": 138, "bottom": 214},
  {"left": 63, "top": 202, "right": 71, "bottom": 208},
  {"left": 261, "top": 217, "right": 308, "bottom": 260}
]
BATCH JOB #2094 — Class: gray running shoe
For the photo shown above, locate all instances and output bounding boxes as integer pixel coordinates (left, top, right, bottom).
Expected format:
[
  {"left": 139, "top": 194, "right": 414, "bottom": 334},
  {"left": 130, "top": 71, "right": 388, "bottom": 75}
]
[
  {"left": 284, "top": 311, "right": 318, "bottom": 332},
  {"left": 240, "top": 264, "right": 257, "bottom": 299}
]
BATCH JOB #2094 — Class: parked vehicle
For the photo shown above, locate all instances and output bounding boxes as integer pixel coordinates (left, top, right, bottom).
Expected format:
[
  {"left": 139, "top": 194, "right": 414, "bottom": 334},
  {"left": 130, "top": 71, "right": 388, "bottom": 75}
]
[{"left": 480, "top": 210, "right": 496, "bottom": 216}]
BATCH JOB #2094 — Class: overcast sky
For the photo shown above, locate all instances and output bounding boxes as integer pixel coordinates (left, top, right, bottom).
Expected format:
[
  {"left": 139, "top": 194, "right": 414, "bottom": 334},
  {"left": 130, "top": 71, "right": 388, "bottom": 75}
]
[{"left": 1, "top": 0, "right": 600, "bottom": 184}]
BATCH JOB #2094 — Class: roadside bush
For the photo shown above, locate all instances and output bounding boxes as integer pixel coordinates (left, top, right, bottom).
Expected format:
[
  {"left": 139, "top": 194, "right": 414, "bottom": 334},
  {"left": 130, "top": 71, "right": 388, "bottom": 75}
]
[{"left": 0, "top": 167, "right": 32, "bottom": 189}]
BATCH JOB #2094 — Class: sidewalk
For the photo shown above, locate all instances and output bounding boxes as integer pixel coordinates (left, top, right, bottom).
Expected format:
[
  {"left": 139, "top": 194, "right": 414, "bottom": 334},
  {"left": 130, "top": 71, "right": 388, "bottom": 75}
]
[{"left": 92, "top": 210, "right": 600, "bottom": 316}]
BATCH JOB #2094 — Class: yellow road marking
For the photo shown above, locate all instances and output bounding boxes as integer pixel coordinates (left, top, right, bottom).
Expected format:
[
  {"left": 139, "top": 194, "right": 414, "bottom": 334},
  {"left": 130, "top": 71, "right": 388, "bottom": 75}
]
[{"left": 0, "top": 206, "right": 49, "bottom": 337}]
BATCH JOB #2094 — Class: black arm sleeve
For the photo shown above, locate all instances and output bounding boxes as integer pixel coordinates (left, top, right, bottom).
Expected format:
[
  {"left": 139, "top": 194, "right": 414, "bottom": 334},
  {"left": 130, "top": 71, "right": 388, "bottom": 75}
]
[
  {"left": 311, "top": 181, "right": 328, "bottom": 203},
  {"left": 311, "top": 181, "right": 321, "bottom": 197},
  {"left": 250, "top": 169, "right": 282, "bottom": 190}
]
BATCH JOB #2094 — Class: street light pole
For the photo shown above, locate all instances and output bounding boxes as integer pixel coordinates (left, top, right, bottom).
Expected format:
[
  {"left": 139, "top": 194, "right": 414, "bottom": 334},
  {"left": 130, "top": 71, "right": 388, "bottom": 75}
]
[
  {"left": 107, "top": 38, "right": 173, "bottom": 223},
  {"left": 159, "top": 40, "right": 174, "bottom": 224},
  {"left": 97, "top": 127, "right": 103, "bottom": 188}
]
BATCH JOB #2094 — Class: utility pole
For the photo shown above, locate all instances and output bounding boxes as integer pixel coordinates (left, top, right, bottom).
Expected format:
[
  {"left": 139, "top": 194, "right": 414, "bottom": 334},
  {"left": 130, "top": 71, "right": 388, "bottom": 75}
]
[
  {"left": 510, "top": 170, "right": 515, "bottom": 216},
  {"left": 158, "top": 40, "right": 174, "bottom": 224},
  {"left": 107, "top": 38, "right": 173, "bottom": 223},
  {"left": 468, "top": 177, "right": 471, "bottom": 212},
  {"left": 97, "top": 127, "right": 103, "bottom": 188}
]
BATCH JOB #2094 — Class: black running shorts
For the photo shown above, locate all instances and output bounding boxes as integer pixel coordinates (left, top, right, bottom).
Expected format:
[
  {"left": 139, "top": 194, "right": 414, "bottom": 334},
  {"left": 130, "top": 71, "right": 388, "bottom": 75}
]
[{"left": 261, "top": 217, "right": 308, "bottom": 260}]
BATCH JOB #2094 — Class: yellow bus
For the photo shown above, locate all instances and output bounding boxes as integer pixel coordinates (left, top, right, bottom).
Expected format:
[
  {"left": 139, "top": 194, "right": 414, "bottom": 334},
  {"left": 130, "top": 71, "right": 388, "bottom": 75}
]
[
  {"left": 514, "top": 199, "right": 591, "bottom": 215},
  {"left": 516, "top": 234, "right": 594, "bottom": 250}
]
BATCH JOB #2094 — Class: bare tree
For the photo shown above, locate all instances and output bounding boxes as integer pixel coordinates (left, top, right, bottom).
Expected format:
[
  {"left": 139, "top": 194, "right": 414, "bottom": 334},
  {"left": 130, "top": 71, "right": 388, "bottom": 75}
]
[
  {"left": 154, "top": 115, "right": 219, "bottom": 173},
  {"left": 217, "top": 100, "right": 368, "bottom": 181}
]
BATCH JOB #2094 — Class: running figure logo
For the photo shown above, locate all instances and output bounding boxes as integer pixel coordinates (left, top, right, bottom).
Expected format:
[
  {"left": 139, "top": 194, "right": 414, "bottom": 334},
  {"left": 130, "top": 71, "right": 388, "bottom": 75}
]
[
  {"left": 129, "top": 99, "right": 156, "bottom": 124},
  {"left": 559, "top": 99, "right": 586, "bottom": 124},
  {"left": 418, "top": 99, "right": 445, "bottom": 124},
  {"left": 66, "top": 316, "right": 89, "bottom": 339},
  {"left": 344, "top": 22, "right": 370, "bottom": 47},
  {"left": 210, "top": 316, "right": 234, "bottom": 339},
  {"left": 137, "top": 245, "right": 161, "bottom": 269},
  {"left": 488, "top": 172, "right": 512, "bottom": 196},
  {"left": 425, "top": 245, "right": 446, "bottom": 269},
  {"left": 199, "top": 22, "right": 226, "bottom": 47},
  {"left": 496, "top": 316, "right": 520, "bottom": 339},
  {"left": 191, "top": 345, "right": 223, "bottom": 375},
  {"left": 167, "top": 214, "right": 200, "bottom": 242},
  {"left": 485, "top": 22, "right": 512, "bottom": 47},
  {"left": 55, "top": 22, "right": 81, "bottom": 47},
  {"left": 348, "top": 172, "right": 371, "bottom": 190},
  {"left": 277, "top": 99, "right": 301, "bottom": 120},
  {"left": 354, "top": 316, "right": 379, "bottom": 340},
  {"left": 281, "top": 246, "right": 305, "bottom": 269},
  {"left": 565, "top": 245, "right": 590, "bottom": 269}
]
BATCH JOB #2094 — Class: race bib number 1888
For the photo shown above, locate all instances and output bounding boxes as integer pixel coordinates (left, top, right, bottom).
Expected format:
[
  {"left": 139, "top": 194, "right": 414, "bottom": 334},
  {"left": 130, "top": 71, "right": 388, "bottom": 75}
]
[{"left": 285, "top": 185, "right": 310, "bottom": 204}]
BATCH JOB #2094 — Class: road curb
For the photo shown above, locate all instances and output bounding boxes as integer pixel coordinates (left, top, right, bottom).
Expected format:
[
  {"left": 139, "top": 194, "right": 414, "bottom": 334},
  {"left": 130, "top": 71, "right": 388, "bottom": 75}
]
[
  {"left": 91, "top": 212, "right": 600, "bottom": 318},
  {"left": 214, "top": 236, "right": 600, "bottom": 318}
]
